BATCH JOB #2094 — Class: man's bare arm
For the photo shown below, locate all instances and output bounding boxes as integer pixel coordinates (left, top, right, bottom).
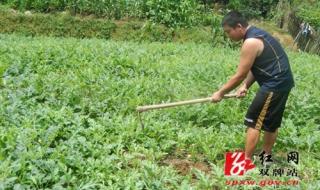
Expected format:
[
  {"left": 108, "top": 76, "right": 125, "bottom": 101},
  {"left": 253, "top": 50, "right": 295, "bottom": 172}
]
[
  {"left": 218, "top": 39, "right": 261, "bottom": 95},
  {"left": 235, "top": 70, "right": 255, "bottom": 97},
  {"left": 243, "top": 70, "right": 255, "bottom": 89}
]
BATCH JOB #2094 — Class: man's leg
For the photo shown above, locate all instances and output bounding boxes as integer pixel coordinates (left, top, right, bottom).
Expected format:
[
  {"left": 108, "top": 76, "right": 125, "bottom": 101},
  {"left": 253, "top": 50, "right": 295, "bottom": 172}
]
[
  {"left": 245, "top": 127, "right": 260, "bottom": 159},
  {"left": 262, "top": 129, "right": 278, "bottom": 155}
]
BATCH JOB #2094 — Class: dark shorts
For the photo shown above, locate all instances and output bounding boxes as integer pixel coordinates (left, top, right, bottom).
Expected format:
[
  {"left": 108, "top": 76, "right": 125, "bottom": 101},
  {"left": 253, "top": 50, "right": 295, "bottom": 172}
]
[{"left": 244, "top": 89, "right": 291, "bottom": 132}]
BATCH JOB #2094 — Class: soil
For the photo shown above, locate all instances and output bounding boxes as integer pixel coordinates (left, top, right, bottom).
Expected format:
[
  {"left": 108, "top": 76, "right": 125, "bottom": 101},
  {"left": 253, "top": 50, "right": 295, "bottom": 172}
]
[{"left": 162, "top": 157, "right": 211, "bottom": 176}]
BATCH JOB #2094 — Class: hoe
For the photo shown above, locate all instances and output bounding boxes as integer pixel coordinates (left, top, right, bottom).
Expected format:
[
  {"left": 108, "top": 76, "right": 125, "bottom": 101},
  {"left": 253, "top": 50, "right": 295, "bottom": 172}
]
[{"left": 136, "top": 93, "right": 237, "bottom": 129}]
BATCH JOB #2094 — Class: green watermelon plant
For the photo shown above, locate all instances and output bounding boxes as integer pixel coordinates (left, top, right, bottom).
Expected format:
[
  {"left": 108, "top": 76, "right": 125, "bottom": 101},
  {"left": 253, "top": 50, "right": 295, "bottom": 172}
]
[{"left": 0, "top": 34, "right": 319, "bottom": 189}]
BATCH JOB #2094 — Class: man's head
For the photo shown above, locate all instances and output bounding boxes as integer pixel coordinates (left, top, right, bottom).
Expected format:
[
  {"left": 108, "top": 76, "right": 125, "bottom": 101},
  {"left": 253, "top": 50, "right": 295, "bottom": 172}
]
[{"left": 221, "top": 11, "right": 249, "bottom": 41}]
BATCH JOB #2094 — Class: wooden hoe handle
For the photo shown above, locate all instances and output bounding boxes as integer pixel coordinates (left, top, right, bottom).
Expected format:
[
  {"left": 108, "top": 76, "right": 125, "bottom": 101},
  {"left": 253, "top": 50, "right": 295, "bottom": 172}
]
[{"left": 136, "top": 93, "right": 237, "bottom": 113}]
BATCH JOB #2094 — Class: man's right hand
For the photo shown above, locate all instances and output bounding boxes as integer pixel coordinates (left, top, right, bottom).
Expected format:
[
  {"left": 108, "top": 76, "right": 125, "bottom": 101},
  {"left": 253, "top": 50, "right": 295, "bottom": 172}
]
[{"left": 236, "top": 85, "right": 248, "bottom": 98}]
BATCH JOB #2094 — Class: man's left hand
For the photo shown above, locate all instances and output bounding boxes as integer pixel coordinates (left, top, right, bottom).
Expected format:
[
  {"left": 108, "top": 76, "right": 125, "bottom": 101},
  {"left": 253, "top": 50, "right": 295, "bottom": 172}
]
[{"left": 211, "top": 91, "right": 224, "bottom": 103}]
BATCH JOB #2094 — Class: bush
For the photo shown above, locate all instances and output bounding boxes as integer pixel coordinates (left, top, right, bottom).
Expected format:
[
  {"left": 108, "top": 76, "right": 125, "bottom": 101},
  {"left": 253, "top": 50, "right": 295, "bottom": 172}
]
[
  {"left": 145, "top": 0, "right": 200, "bottom": 27},
  {"left": 1, "top": 0, "right": 209, "bottom": 27},
  {"left": 296, "top": 2, "right": 320, "bottom": 28},
  {"left": 0, "top": 8, "right": 116, "bottom": 39},
  {"left": 227, "top": 0, "right": 279, "bottom": 19}
]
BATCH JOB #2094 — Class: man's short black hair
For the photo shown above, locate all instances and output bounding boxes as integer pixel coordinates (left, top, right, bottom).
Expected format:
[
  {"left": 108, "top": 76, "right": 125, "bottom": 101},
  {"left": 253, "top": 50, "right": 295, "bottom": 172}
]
[{"left": 221, "top": 11, "right": 248, "bottom": 28}]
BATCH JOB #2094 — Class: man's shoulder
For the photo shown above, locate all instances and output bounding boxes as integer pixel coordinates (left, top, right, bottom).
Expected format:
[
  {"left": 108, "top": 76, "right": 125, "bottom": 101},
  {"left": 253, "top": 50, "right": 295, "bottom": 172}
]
[
  {"left": 241, "top": 38, "right": 264, "bottom": 57},
  {"left": 243, "top": 38, "right": 264, "bottom": 49}
]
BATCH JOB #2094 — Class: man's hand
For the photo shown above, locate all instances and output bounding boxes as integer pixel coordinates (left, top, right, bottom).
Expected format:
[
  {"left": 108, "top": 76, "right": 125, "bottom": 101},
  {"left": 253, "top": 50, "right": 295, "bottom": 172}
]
[
  {"left": 236, "top": 85, "right": 248, "bottom": 98},
  {"left": 211, "top": 91, "right": 224, "bottom": 103}
]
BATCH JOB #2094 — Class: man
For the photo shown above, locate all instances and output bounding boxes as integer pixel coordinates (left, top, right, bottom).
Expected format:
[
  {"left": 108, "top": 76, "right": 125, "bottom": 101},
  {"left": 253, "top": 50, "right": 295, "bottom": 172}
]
[{"left": 211, "top": 11, "right": 294, "bottom": 166}]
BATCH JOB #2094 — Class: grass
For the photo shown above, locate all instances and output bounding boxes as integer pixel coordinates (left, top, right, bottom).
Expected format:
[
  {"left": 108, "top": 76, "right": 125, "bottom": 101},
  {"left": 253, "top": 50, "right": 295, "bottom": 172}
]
[{"left": 0, "top": 33, "right": 319, "bottom": 189}]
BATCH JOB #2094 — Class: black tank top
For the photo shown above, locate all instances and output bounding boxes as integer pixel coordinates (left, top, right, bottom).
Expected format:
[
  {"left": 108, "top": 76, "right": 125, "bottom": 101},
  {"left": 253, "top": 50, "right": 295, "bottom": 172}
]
[{"left": 244, "top": 26, "right": 294, "bottom": 92}]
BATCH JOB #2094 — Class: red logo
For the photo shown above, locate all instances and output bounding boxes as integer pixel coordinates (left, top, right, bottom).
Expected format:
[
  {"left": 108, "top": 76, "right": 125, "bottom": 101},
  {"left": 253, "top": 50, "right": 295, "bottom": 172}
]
[{"left": 224, "top": 151, "right": 255, "bottom": 176}]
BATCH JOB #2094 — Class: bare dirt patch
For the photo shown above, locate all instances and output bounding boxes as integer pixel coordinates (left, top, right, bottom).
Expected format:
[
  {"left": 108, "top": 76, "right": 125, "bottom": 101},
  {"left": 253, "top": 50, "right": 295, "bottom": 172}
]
[{"left": 162, "top": 158, "right": 211, "bottom": 176}]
